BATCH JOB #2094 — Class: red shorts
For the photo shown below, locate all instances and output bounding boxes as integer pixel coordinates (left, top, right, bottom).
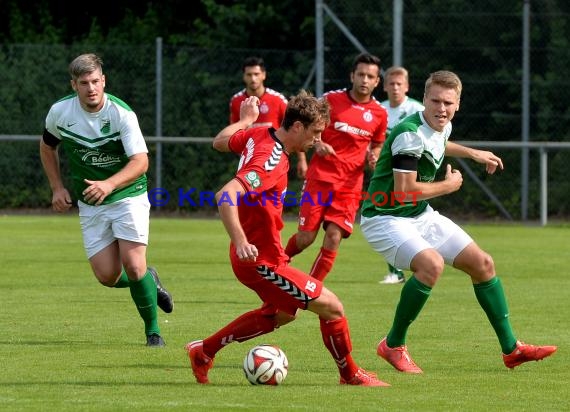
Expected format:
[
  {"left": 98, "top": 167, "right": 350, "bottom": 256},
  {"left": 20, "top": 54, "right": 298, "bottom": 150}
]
[
  {"left": 297, "top": 179, "right": 361, "bottom": 236},
  {"left": 232, "top": 262, "right": 323, "bottom": 316}
]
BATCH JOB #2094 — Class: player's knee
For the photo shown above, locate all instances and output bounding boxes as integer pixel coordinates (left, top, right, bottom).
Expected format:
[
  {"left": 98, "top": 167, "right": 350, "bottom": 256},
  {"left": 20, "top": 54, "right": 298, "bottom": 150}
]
[
  {"left": 414, "top": 253, "right": 445, "bottom": 285},
  {"left": 479, "top": 252, "right": 495, "bottom": 276}
]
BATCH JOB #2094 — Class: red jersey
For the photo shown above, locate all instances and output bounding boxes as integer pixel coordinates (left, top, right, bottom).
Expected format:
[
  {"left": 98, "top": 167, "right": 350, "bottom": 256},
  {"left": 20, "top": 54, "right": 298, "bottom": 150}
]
[
  {"left": 227, "top": 127, "right": 290, "bottom": 267},
  {"left": 305, "top": 89, "right": 387, "bottom": 189},
  {"left": 229, "top": 88, "right": 288, "bottom": 129}
]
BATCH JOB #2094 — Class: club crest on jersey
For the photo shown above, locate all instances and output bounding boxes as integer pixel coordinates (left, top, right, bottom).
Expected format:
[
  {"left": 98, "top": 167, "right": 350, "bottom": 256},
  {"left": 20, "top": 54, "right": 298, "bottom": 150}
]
[
  {"left": 245, "top": 171, "right": 261, "bottom": 189},
  {"left": 363, "top": 110, "right": 373, "bottom": 122},
  {"left": 259, "top": 102, "right": 269, "bottom": 114},
  {"left": 100, "top": 119, "right": 111, "bottom": 134}
]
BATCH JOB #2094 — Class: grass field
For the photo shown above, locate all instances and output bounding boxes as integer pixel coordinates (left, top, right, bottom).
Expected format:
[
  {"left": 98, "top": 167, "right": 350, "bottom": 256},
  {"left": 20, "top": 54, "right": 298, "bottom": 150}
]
[{"left": 1, "top": 214, "right": 568, "bottom": 411}]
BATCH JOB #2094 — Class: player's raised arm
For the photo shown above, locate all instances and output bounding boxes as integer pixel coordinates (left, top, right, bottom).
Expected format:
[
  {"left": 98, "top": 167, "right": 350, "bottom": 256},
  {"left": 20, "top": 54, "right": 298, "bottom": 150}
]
[{"left": 213, "top": 96, "right": 260, "bottom": 152}]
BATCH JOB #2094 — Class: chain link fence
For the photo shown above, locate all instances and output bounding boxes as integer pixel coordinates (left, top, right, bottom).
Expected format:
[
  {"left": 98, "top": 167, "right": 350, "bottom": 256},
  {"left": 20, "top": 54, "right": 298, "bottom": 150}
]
[{"left": 1, "top": 1, "right": 569, "bottom": 221}]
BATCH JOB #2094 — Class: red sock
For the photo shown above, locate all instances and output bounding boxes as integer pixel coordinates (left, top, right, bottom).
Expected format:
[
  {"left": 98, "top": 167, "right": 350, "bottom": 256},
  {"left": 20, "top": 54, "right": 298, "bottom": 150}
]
[
  {"left": 202, "top": 309, "right": 277, "bottom": 357},
  {"left": 319, "top": 316, "right": 358, "bottom": 380},
  {"left": 284, "top": 233, "right": 302, "bottom": 259},
  {"left": 309, "top": 247, "right": 337, "bottom": 281}
]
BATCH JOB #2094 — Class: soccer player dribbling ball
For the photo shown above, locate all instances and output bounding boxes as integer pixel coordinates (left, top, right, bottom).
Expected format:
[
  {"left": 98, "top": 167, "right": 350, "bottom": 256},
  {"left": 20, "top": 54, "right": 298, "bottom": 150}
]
[{"left": 185, "top": 92, "right": 389, "bottom": 387}]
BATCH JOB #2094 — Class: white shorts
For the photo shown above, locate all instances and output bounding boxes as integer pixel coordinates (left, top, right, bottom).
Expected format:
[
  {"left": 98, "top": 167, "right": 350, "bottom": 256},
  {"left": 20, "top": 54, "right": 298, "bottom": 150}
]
[
  {"left": 78, "top": 193, "right": 150, "bottom": 258},
  {"left": 360, "top": 205, "right": 473, "bottom": 270}
]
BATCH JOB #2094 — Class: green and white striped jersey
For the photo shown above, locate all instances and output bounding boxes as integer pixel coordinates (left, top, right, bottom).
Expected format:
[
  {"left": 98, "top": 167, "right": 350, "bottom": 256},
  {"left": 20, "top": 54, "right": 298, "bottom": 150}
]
[
  {"left": 45, "top": 93, "right": 148, "bottom": 204},
  {"left": 361, "top": 111, "right": 451, "bottom": 218}
]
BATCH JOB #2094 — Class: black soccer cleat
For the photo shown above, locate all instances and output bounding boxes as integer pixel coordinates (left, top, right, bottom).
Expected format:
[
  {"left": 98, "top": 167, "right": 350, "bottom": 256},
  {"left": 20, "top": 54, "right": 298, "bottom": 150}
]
[
  {"left": 148, "top": 266, "right": 174, "bottom": 313},
  {"left": 146, "top": 333, "right": 166, "bottom": 347}
]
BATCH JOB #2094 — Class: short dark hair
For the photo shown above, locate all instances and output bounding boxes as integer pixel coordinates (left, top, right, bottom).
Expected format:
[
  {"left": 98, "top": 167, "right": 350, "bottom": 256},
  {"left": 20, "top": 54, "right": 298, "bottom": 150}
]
[
  {"left": 242, "top": 56, "right": 265, "bottom": 72},
  {"left": 351, "top": 53, "right": 381, "bottom": 73}
]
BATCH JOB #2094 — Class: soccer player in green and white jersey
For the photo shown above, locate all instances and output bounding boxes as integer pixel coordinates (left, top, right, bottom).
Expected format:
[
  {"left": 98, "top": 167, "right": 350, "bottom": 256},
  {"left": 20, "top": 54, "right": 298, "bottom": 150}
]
[
  {"left": 40, "top": 53, "right": 173, "bottom": 347},
  {"left": 360, "top": 70, "right": 557, "bottom": 373},
  {"left": 378, "top": 66, "right": 425, "bottom": 284}
]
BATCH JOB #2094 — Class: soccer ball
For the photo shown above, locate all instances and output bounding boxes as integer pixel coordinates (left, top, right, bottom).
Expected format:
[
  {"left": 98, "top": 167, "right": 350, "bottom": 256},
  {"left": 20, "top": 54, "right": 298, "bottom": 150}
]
[{"left": 243, "top": 344, "right": 288, "bottom": 385}]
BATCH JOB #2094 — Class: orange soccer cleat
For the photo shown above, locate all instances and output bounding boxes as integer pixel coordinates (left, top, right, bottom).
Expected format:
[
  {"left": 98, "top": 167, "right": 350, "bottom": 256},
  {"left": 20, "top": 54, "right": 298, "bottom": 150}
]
[
  {"left": 377, "top": 337, "right": 423, "bottom": 374},
  {"left": 340, "top": 368, "right": 390, "bottom": 387},
  {"left": 185, "top": 340, "right": 214, "bottom": 384},
  {"left": 503, "top": 341, "right": 557, "bottom": 369}
]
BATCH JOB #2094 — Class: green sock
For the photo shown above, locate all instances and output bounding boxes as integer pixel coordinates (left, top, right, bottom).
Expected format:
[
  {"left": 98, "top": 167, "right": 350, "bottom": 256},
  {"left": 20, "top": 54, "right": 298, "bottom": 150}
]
[
  {"left": 129, "top": 270, "right": 160, "bottom": 336},
  {"left": 113, "top": 269, "right": 130, "bottom": 288},
  {"left": 387, "top": 263, "right": 405, "bottom": 277},
  {"left": 386, "top": 276, "right": 431, "bottom": 347},
  {"left": 473, "top": 277, "right": 517, "bottom": 354}
]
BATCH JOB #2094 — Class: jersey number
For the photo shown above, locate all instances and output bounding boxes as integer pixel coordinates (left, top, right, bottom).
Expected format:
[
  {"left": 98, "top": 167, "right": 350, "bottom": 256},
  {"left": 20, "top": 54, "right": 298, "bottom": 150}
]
[{"left": 305, "top": 280, "right": 317, "bottom": 293}]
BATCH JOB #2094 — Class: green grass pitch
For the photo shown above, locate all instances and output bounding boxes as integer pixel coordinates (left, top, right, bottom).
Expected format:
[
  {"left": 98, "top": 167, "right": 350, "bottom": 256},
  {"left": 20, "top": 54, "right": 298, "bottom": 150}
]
[{"left": 1, "top": 214, "right": 568, "bottom": 411}]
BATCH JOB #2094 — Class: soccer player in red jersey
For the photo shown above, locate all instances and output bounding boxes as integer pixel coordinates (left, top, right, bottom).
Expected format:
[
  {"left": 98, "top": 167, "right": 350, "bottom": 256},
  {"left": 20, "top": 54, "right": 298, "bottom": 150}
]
[
  {"left": 229, "top": 56, "right": 306, "bottom": 177},
  {"left": 286, "top": 53, "right": 388, "bottom": 281},
  {"left": 185, "top": 92, "right": 389, "bottom": 387},
  {"left": 229, "top": 56, "right": 287, "bottom": 130}
]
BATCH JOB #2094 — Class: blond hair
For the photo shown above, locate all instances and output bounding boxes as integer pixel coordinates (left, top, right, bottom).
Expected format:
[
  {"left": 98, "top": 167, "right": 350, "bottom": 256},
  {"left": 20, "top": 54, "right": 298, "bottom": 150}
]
[{"left": 424, "top": 70, "right": 462, "bottom": 99}]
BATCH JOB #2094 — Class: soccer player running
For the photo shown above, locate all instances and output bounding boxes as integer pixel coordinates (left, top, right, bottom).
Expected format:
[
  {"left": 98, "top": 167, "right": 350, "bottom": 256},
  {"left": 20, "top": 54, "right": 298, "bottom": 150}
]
[
  {"left": 186, "top": 92, "right": 389, "bottom": 387},
  {"left": 378, "top": 66, "right": 425, "bottom": 285},
  {"left": 360, "top": 70, "right": 556, "bottom": 373},
  {"left": 285, "top": 53, "right": 388, "bottom": 282},
  {"left": 39, "top": 53, "right": 173, "bottom": 347}
]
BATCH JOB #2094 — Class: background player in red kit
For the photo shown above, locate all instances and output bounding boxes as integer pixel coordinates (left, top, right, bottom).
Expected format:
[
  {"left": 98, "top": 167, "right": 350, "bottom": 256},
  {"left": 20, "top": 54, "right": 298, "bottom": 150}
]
[
  {"left": 229, "top": 56, "right": 306, "bottom": 177},
  {"left": 185, "top": 91, "right": 389, "bottom": 387},
  {"left": 229, "top": 56, "right": 287, "bottom": 130},
  {"left": 286, "top": 53, "right": 388, "bottom": 281}
]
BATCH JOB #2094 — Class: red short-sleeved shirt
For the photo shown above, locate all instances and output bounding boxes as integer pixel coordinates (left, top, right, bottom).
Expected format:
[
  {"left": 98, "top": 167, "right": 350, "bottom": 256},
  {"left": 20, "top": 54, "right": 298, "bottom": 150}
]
[
  {"left": 229, "top": 88, "right": 287, "bottom": 129},
  {"left": 227, "top": 127, "right": 290, "bottom": 267},
  {"left": 305, "top": 89, "right": 388, "bottom": 189}
]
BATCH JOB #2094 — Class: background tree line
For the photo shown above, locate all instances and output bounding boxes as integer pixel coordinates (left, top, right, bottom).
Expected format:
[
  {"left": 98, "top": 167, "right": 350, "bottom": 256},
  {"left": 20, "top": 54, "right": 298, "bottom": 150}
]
[{"left": 1, "top": 0, "right": 569, "bottom": 218}]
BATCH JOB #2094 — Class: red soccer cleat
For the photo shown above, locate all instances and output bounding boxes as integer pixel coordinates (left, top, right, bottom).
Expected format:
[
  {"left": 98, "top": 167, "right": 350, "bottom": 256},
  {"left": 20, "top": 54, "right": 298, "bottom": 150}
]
[
  {"left": 185, "top": 340, "right": 214, "bottom": 384},
  {"left": 340, "top": 368, "right": 390, "bottom": 387},
  {"left": 503, "top": 341, "right": 557, "bottom": 369},
  {"left": 377, "top": 337, "right": 423, "bottom": 374}
]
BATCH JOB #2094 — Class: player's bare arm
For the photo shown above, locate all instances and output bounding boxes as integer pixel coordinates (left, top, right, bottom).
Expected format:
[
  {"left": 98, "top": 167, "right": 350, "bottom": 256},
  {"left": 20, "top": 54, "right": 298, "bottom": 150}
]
[
  {"left": 215, "top": 178, "right": 259, "bottom": 262},
  {"left": 393, "top": 164, "right": 462, "bottom": 201},
  {"left": 213, "top": 96, "right": 260, "bottom": 152},
  {"left": 39, "top": 140, "right": 72, "bottom": 212},
  {"left": 82, "top": 153, "right": 148, "bottom": 206},
  {"left": 296, "top": 152, "right": 308, "bottom": 178},
  {"left": 445, "top": 141, "right": 503, "bottom": 174}
]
